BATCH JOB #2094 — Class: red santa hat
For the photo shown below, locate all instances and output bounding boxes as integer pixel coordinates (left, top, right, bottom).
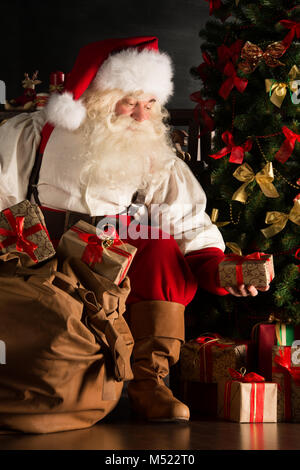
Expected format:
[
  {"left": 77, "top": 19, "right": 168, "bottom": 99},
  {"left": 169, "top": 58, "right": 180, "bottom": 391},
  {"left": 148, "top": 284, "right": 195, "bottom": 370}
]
[{"left": 45, "top": 36, "right": 174, "bottom": 131}]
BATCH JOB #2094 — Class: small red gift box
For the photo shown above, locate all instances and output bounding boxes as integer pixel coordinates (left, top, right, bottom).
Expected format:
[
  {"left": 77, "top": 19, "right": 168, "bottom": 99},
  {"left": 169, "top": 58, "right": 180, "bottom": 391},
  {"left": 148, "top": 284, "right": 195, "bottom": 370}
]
[
  {"left": 57, "top": 219, "right": 137, "bottom": 285},
  {"left": 218, "top": 368, "right": 277, "bottom": 423},
  {"left": 0, "top": 200, "right": 55, "bottom": 266},
  {"left": 218, "top": 252, "right": 274, "bottom": 288}
]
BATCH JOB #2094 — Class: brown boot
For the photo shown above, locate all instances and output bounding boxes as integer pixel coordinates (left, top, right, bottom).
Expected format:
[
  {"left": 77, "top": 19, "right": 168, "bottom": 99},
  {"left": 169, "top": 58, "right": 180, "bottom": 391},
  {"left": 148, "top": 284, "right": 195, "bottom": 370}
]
[{"left": 127, "top": 300, "right": 190, "bottom": 422}]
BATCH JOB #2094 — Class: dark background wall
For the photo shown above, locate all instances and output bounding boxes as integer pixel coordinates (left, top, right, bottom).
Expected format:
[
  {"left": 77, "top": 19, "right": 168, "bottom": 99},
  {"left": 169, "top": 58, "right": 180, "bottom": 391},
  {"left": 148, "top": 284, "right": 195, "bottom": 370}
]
[{"left": 1, "top": 0, "right": 209, "bottom": 108}]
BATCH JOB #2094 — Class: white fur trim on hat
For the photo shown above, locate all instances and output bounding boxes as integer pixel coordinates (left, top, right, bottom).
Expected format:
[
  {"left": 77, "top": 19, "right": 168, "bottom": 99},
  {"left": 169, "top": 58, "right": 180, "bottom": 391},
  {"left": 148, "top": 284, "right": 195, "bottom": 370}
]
[
  {"left": 45, "top": 92, "right": 86, "bottom": 131},
  {"left": 94, "top": 48, "right": 173, "bottom": 104}
]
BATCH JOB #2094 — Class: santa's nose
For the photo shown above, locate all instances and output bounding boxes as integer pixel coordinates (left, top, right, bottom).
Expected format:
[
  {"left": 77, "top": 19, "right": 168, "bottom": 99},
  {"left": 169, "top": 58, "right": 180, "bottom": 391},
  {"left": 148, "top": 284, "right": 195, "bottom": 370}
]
[{"left": 132, "top": 103, "right": 148, "bottom": 122}]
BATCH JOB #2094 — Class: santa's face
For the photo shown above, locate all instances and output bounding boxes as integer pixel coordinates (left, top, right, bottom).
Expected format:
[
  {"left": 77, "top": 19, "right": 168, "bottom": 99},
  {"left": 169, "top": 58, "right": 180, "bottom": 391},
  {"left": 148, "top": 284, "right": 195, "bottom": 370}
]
[{"left": 78, "top": 89, "right": 175, "bottom": 192}]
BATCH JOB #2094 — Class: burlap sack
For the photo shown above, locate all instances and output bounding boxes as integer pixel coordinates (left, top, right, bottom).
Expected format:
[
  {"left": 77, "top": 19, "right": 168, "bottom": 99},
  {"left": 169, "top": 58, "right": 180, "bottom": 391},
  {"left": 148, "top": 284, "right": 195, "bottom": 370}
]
[{"left": 0, "top": 253, "right": 134, "bottom": 434}]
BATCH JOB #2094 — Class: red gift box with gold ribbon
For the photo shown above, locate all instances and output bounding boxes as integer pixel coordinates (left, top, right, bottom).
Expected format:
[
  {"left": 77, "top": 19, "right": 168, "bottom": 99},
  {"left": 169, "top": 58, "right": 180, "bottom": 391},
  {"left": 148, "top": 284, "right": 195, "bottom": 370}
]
[
  {"left": 57, "top": 219, "right": 137, "bottom": 285},
  {"left": 218, "top": 368, "right": 277, "bottom": 422},
  {"left": 218, "top": 252, "right": 274, "bottom": 288},
  {"left": 0, "top": 200, "right": 55, "bottom": 266}
]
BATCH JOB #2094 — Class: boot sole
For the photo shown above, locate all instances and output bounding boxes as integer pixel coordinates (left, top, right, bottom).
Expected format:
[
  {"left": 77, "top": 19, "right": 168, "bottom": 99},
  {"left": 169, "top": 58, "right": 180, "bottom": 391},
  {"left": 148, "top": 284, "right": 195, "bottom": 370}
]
[
  {"left": 149, "top": 417, "right": 190, "bottom": 423},
  {"left": 130, "top": 408, "right": 189, "bottom": 423}
]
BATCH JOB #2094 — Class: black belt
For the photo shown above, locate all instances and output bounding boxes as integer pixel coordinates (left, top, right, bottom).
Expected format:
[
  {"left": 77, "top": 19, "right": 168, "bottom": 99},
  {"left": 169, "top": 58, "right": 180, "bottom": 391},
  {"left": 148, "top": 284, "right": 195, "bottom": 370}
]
[{"left": 40, "top": 207, "right": 110, "bottom": 241}]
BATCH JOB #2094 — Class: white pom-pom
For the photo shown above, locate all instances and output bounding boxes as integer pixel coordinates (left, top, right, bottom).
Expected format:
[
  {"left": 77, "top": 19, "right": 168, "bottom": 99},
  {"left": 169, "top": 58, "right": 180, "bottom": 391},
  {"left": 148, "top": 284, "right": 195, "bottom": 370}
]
[{"left": 45, "top": 92, "right": 86, "bottom": 131}]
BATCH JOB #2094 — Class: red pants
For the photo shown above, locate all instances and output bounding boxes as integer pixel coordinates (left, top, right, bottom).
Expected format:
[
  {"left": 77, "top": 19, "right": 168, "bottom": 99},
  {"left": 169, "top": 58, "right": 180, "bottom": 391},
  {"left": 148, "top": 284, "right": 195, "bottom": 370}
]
[{"left": 119, "top": 222, "right": 198, "bottom": 307}]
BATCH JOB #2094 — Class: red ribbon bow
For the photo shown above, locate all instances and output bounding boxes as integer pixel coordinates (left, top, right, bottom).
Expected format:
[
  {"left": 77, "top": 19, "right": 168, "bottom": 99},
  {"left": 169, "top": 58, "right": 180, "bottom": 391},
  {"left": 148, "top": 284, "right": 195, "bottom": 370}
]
[
  {"left": 275, "top": 126, "right": 300, "bottom": 164},
  {"left": 71, "top": 227, "right": 104, "bottom": 267},
  {"left": 280, "top": 20, "right": 300, "bottom": 49},
  {"left": 0, "top": 208, "right": 44, "bottom": 262},
  {"left": 219, "top": 61, "right": 248, "bottom": 100},
  {"left": 190, "top": 91, "right": 216, "bottom": 135},
  {"left": 195, "top": 334, "right": 222, "bottom": 345},
  {"left": 209, "top": 130, "right": 252, "bottom": 164},
  {"left": 196, "top": 51, "right": 216, "bottom": 82},
  {"left": 228, "top": 367, "right": 265, "bottom": 383},
  {"left": 205, "top": 0, "right": 222, "bottom": 15},
  {"left": 217, "top": 40, "right": 244, "bottom": 69}
]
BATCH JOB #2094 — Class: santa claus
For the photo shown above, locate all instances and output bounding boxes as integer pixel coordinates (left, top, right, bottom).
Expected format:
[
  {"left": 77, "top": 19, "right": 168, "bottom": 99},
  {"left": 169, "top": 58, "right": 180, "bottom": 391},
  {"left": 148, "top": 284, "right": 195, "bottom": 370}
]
[{"left": 0, "top": 36, "right": 269, "bottom": 423}]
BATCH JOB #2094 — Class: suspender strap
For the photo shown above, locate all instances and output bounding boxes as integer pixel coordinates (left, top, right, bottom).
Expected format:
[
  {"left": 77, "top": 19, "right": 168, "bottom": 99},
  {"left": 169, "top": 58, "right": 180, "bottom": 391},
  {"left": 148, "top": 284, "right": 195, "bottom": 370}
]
[{"left": 26, "top": 122, "right": 55, "bottom": 204}]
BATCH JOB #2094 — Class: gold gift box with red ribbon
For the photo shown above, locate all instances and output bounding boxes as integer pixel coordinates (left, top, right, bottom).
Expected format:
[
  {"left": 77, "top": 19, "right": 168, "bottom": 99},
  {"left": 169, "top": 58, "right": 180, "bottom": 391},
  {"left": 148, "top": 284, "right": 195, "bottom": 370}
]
[
  {"left": 218, "top": 252, "right": 274, "bottom": 287},
  {"left": 218, "top": 368, "right": 277, "bottom": 423},
  {"left": 180, "top": 334, "right": 249, "bottom": 383},
  {"left": 272, "top": 345, "right": 300, "bottom": 422},
  {"left": 0, "top": 200, "right": 55, "bottom": 266},
  {"left": 57, "top": 219, "right": 137, "bottom": 285}
]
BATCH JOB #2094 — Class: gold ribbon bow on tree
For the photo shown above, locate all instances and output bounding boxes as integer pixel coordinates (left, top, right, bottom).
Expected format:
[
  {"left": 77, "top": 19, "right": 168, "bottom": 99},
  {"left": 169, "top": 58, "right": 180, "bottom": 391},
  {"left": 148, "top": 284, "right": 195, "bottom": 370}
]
[
  {"left": 232, "top": 162, "right": 279, "bottom": 204},
  {"left": 261, "top": 199, "right": 300, "bottom": 238},
  {"left": 265, "top": 65, "right": 300, "bottom": 108},
  {"left": 211, "top": 208, "right": 230, "bottom": 227},
  {"left": 238, "top": 41, "right": 286, "bottom": 74}
]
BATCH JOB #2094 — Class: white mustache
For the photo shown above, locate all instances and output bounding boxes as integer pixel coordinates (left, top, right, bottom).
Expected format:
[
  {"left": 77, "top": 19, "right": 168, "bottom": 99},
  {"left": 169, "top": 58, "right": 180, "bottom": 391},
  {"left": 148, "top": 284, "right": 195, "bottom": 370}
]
[{"left": 107, "top": 113, "right": 157, "bottom": 136}]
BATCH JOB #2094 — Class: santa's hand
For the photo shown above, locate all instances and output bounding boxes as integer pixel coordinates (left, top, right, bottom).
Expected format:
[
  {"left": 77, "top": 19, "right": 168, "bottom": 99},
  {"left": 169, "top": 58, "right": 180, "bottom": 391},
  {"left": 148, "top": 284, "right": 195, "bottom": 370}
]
[{"left": 225, "top": 284, "right": 270, "bottom": 297}]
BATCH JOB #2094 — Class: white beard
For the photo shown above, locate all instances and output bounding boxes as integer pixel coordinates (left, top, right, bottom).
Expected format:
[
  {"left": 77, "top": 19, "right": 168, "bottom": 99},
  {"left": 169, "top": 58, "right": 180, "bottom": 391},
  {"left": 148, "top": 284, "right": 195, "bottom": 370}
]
[{"left": 78, "top": 113, "right": 176, "bottom": 193}]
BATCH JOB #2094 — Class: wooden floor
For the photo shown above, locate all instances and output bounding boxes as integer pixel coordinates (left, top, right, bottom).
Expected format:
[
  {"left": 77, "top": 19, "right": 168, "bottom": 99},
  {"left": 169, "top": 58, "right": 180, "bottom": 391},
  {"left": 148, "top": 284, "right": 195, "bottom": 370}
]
[{"left": 0, "top": 394, "right": 300, "bottom": 452}]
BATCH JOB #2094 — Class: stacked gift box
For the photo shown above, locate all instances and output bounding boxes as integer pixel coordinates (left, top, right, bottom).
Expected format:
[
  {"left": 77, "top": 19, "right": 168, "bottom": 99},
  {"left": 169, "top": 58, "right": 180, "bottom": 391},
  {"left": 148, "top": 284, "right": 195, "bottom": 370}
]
[
  {"left": 176, "top": 333, "right": 278, "bottom": 422},
  {"left": 176, "top": 334, "right": 241, "bottom": 418}
]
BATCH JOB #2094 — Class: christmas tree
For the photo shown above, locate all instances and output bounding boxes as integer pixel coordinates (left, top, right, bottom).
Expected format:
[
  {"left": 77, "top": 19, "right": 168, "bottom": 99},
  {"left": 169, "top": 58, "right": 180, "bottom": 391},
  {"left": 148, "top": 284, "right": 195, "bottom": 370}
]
[{"left": 190, "top": 0, "right": 299, "bottom": 333}]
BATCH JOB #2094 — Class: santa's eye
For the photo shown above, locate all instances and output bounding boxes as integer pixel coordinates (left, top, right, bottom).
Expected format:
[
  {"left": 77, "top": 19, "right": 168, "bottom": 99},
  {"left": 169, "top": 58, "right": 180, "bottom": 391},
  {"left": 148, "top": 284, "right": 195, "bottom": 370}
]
[{"left": 125, "top": 100, "right": 136, "bottom": 106}]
